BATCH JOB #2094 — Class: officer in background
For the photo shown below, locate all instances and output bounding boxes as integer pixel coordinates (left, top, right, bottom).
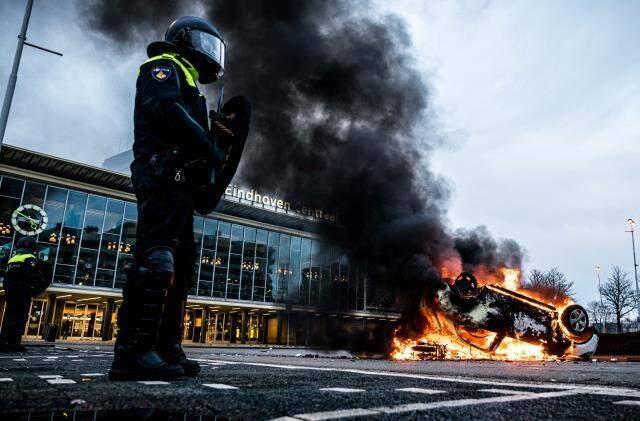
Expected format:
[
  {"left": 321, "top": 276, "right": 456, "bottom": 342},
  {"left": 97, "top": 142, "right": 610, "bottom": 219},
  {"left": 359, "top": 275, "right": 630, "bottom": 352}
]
[
  {"left": 0, "top": 237, "right": 48, "bottom": 353},
  {"left": 109, "top": 16, "right": 250, "bottom": 380}
]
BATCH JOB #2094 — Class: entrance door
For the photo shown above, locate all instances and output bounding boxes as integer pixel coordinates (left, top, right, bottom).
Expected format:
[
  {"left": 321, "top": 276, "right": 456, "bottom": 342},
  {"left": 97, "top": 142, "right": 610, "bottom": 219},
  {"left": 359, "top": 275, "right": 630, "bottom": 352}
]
[{"left": 23, "top": 300, "right": 47, "bottom": 338}]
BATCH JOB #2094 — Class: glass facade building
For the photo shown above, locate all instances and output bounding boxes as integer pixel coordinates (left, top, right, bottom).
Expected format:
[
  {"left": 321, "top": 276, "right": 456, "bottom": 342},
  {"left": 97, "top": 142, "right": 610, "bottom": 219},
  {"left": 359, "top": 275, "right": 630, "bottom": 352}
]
[{"left": 0, "top": 146, "right": 398, "bottom": 345}]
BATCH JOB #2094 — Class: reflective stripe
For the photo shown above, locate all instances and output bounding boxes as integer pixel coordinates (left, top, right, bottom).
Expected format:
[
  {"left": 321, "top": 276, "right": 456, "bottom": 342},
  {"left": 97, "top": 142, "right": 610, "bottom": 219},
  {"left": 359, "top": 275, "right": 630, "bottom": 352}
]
[
  {"left": 141, "top": 53, "right": 199, "bottom": 87},
  {"left": 8, "top": 253, "right": 35, "bottom": 264}
]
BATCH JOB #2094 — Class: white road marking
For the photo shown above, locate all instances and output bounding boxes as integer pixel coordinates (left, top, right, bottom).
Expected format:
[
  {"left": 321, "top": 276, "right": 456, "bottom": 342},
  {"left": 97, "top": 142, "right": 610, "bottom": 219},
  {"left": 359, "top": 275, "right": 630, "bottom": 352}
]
[
  {"left": 12, "top": 358, "right": 26, "bottom": 362},
  {"left": 479, "top": 389, "right": 537, "bottom": 395},
  {"left": 396, "top": 387, "right": 445, "bottom": 395},
  {"left": 270, "top": 417, "right": 304, "bottom": 421},
  {"left": 320, "top": 388, "right": 365, "bottom": 393},
  {"left": 38, "top": 375, "right": 63, "bottom": 379},
  {"left": 137, "top": 381, "right": 170, "bottom": 385},
  {"left": 294, "top": 408, "right": 379, "bottom": 420},
  {"left": 284, "top": 389, "right": 582, "bottom": 420},
  {"left": 80, "top": 373, "right": 104, "bottom": 377},
  {"left": 46, "top": 379, "right": 76, "bottom": 385},
  {"left": 71, "top": 359, "right": 85, "bottom": 362},
  {"left": 203, "top": 383, "right": 238, "bottom": 390},
  {"left": 0, "top": 378, "right": 13, "bottom": 382},
  {"left": 212, "top": 360, "right": 640, "bottom": 399},
  {"left": 614, "top": 400, "right": 640, "bottom": 406}
]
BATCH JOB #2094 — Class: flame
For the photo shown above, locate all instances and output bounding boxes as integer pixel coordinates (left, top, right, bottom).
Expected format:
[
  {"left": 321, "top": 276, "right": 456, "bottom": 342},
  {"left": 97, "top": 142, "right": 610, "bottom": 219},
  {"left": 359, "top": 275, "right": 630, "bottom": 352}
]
[
  {"left": 500, "top": 267, "right": 520, "bottom": 289},
  {"left": 391, "top": 267, "right": 569, "bottom": 362}
]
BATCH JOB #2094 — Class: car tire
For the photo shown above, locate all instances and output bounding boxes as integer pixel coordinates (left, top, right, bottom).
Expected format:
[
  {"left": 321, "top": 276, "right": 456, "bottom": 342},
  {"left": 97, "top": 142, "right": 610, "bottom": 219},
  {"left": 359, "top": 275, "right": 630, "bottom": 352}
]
[{"left": 561, "top": 304, "right": 589, "bottom": 336}]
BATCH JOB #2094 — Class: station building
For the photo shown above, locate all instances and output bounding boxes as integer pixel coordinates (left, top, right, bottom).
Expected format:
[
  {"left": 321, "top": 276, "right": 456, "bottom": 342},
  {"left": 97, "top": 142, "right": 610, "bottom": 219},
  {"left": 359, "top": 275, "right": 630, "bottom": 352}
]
[{"left": 0, "top": 145, "right": 399, "bottom": 345}]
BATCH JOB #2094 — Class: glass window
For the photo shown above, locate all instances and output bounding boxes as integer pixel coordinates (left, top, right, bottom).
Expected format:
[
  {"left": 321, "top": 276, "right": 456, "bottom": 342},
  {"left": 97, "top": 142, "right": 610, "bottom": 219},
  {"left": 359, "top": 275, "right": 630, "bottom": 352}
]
[
  {"left": 202, "top": 219, "right": 218, "bottom": 250},
  {"left": 256, "top": 229, "right": 268, "bottom": 258},
  {"left": 76, "top": 248, "right": 98, "bottom": 286},
  {"left": 309, "top": 240, "right": 321, "bottom": 305},
  {"left": 320, "top": 246, "right": 332, "bottom": 306},
  {"left": 289, "top": 236, "right": 302, "bottom": 303},
  {"left": 299, "top": 238, "right": 312, "bottom": 306},
  {"left": 0, "top": 195, "right": 20, "bottom": 238},
  {"left": 40, "top": 187, "right": 67, "bottom": 245},
  {"left": 53, "top": 264, "right": 74, "bottom": 284},
  {"left": 231, "top": 224, "right": 243, "bottom": 254},
  {"left": 63, "top": 191, "right": 87, "bottom": 229},
  {"left": 240, "top": 228, "right": 256, "bottom": 301},
  {"left": 98, "top": 233, "right": 119, "bottom": 270},
  {"left": 35, "top": 243, "right": 56, "bottom": 282},
  {"left": 0, "top": 236, "right": 13, "bottom": 276},
  {"left": 0, "top": 176, "right": 24, "bottom": 198},
  {"left": 212, "top": 222, "right": 230, "bottom": 298},
  {"left": 115, "top": 253, "right": 134, "bottom": 289},
  {"left": 57, "top": 227, "right": 80, "bottom": 266},
  {"left": 96, "top": 269, "right": 115, "bottom": 288},
  {"left": 81, "top": 196, "right": 106, "bottom": 250},
  {"left": 265, "top": 232, "right": 279, "bottom": 302},
  {"left": 124, "top": 202, "right": 138, "bottom": 220},
  {"left": 103, "top": 199, "right": 124, "bottom": 235},
  {"left": 22, "top": 182, "right": 46, "bottom": 207},
  {"left": 276, "top": 234, "right": 291, "bottom": 302},
  {"left": 119, "top": 220, "right": 136, "bottom": 254},
  {"left": 227, "top": 254, "right": 241, "bottom": 299}
]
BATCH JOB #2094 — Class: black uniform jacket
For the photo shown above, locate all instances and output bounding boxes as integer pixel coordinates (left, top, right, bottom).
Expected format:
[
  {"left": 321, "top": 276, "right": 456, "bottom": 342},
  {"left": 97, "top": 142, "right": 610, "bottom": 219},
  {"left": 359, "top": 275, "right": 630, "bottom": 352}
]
[{"left": 130, "top": 57, "right": 225, "bottom": 194}]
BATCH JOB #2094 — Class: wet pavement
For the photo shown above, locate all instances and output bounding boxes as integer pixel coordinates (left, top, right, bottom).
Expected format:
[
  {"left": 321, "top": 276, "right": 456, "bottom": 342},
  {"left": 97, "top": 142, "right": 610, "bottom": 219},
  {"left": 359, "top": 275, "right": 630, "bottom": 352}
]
[{"left": 1, "top": 344, "right": 639, "bottom": 420}]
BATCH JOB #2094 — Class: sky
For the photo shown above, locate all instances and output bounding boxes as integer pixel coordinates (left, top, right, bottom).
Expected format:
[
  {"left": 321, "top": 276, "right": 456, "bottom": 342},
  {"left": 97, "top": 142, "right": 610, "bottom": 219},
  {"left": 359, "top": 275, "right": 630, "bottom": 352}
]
[{"left": 1, "top": 1, "right": 639, "bottom": 307}]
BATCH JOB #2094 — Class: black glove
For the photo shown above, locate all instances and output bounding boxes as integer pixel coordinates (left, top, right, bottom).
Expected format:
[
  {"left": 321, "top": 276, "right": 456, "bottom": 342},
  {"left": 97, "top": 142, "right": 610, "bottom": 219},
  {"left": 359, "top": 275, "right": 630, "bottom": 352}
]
[{"left": 209, "top": 95, "right": 251, "bottom": 143}]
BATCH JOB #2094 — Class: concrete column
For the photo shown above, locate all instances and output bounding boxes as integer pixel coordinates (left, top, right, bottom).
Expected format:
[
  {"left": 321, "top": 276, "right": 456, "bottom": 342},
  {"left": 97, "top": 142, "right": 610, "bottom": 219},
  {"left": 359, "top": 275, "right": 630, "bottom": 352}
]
[
  {"left": 101, "top": 298, "right": 115, "bottom": 341},
  {"left": 41, "top": 293, "right": 56, "bottom": 339},
  {"left": 276, "top": 312, "right": 283, "bottom": 345},
  {"left": 240, "top": 310, "right": 248, "bottom": 344},
  {"left": 305, "top": 314, "right": 311, "bottom": 346},
  {"left": 200, "top": 306, "right": 209, "bottom": 344},
  {"left": 228, "top": 313, "right": 237, "bottom": 343}
]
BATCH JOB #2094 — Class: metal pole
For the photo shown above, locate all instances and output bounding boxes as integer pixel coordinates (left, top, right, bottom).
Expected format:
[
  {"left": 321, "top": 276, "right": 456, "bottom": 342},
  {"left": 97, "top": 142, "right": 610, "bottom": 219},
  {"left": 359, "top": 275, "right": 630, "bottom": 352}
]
[
  {"left": 595, "top": 265, "right": 605, "bottom": 332},
  {"left": 628, "top": 219, "right": 640, "bottom": 329},
  {"left": 0, "top": 0, "right": 34, "bottom": 147}
]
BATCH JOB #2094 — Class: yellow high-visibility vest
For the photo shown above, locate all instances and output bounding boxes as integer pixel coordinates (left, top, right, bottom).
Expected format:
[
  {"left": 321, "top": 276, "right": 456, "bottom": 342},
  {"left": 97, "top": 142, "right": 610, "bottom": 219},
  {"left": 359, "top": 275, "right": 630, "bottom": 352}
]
[
  {"left": 8, "top": 253, "right": 35, "bottom": 264},
  {"left": 140, "top": 53, "right": 199, "bottom": 88}
]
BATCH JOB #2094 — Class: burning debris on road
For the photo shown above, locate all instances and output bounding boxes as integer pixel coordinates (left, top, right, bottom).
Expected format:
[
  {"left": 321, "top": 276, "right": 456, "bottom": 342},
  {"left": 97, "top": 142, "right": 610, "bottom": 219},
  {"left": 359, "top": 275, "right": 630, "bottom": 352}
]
[{"left": 392, "top": 269, "right": 598, "bottom": 361}]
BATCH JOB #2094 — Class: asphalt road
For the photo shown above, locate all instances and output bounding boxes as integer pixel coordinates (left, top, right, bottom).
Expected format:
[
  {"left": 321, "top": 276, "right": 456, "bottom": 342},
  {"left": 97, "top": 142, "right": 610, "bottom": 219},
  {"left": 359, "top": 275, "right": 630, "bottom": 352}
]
[{"left": 0, "top": 344, "right": 639, "bottom": 420}]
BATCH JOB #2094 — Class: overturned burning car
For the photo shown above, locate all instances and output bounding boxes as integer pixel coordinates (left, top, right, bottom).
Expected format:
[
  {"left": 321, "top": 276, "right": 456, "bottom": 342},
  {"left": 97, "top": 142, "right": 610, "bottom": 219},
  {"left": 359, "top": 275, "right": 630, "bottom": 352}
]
[{"left": 411, "top": 272, "right": 599, "bottom": 360}]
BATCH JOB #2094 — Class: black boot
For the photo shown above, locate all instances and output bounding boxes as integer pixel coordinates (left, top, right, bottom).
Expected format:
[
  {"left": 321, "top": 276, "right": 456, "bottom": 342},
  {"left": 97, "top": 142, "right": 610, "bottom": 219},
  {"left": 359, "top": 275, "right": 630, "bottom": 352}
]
[
  {"left": 109, "top": 249, "right": 184, "bottom": 381},
  {"left": 157, "top": 297, "right": 201, "bottom": 376}
]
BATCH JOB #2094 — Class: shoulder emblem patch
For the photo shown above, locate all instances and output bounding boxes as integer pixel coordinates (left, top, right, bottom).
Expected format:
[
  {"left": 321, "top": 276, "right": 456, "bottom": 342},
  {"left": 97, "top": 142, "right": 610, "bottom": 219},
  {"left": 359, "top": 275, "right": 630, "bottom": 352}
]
[{"left": 151, "top": 65, "right": 172, "bottom": 82}]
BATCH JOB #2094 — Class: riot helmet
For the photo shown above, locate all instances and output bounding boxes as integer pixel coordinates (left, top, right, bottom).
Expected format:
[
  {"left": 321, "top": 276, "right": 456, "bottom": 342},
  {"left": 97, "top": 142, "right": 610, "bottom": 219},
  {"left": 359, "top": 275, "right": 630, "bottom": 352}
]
[
  {"left": 15, "top": 236, "right": 36, "bottom": 254},
  {"left": 148, "top": 16, "right": 225, "bottom": 84}
]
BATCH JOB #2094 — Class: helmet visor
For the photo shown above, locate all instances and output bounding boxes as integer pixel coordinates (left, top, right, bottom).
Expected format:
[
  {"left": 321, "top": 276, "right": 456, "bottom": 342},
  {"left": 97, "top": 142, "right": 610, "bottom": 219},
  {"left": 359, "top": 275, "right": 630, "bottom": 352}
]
[{"left": 190, "top": 30, "right": 225, "bottom": 77}]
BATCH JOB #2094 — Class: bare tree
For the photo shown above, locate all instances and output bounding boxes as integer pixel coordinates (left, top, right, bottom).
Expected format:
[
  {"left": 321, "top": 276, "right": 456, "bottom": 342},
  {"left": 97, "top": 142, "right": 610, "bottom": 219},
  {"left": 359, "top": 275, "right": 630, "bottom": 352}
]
[
  {"left": 600, "top": 266, "right": 637, "bottom": 333},
  {"left": 524, "top": 267, "right": 574, "bottom": 302},
  {"left": 586, "top": 300, "right": 609, "bottom": 330}
]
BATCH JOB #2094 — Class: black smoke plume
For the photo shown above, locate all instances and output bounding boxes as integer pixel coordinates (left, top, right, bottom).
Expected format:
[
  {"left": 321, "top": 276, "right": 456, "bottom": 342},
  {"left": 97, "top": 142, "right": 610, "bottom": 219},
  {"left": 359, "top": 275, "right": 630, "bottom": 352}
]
[{"left": 80, "top": 0, "right": 524, "bottom": 345}]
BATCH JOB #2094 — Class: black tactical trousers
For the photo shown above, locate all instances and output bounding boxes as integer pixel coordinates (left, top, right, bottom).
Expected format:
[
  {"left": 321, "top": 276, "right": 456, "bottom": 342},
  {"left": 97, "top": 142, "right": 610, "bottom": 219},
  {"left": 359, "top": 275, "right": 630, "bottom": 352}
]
[
  {"left": 0, "top": 280, "right": 32, "bottom": 346},
  {"left": 130, "top": 173, "right": 196, "bottom": 345}
]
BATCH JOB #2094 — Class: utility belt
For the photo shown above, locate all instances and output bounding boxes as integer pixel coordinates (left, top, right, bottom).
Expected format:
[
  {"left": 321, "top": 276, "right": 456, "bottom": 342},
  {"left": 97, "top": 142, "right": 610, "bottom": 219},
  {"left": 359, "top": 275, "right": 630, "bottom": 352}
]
[{"left": 149, "top": 147, "right": 214, "bottom": 187}]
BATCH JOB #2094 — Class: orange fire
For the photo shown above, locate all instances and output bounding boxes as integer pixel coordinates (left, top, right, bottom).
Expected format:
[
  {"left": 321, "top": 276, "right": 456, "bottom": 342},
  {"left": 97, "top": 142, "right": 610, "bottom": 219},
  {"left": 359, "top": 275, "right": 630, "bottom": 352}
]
[{"left": 391, "top": 267, "right": 570, "bottom": 361}]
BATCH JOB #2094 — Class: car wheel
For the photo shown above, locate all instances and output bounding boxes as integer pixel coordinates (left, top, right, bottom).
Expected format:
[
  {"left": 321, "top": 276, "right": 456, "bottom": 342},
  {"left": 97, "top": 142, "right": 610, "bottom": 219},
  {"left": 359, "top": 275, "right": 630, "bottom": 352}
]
[
  {"left": 454, "top": 272, "right": 478, "bottom": 297},
  {"left": 561, "top": 304, "right": 589, "bottom": 336}
]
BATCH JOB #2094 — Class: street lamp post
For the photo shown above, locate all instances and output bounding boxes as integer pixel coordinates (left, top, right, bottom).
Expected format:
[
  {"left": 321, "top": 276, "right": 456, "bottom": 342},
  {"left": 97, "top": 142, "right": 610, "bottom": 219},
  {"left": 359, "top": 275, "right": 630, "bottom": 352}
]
[
  {"left": 626, "top": 219, "right": 640, "bottom": 330},
  {"left": 0, "top": 0, "right": 62, "bottom": 148},
  {"left": 595, "top": 265, "right": 605, "bottom": 333}
]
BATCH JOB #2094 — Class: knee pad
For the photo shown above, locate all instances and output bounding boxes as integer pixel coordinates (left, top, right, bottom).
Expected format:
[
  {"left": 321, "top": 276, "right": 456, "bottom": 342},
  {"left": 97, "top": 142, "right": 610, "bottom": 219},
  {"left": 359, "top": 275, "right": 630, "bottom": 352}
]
[
  {"left": 141, "top": 247, "right": 175, "bottom": 273},
  {"left": 134, "top": 247, "right": 176, "bottom": 293}
]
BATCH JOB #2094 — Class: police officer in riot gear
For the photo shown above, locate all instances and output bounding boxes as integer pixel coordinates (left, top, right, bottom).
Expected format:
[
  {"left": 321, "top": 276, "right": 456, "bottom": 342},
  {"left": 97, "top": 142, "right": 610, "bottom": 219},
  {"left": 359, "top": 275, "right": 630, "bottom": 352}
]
[
  {"left": 109, "top": 16, "right": 250, "bottom": 380},
  {"left": 0, "top": 237, "right": 48, "bottom": 353}
]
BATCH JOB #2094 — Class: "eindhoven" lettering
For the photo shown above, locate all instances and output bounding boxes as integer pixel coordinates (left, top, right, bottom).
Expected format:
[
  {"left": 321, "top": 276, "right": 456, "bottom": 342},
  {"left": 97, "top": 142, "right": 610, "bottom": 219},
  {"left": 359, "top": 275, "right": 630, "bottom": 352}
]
[{"left": 224, "top": 185, "right": 336, "bottom": 223}]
